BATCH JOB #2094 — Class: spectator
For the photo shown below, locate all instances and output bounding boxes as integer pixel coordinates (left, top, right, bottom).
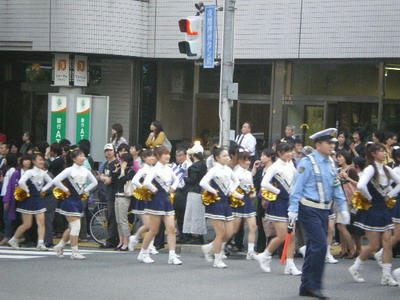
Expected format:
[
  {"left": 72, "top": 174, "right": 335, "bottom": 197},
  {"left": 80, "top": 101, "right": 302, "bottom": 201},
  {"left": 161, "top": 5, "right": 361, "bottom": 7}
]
[
  {"left": 110, "top": 123, "right": 128, "bottom": 149},
  {"left": 349, "top": 129, "right": 365, "bottom": 158},
  {"left": 117, "top": 143, "right": 130, "bottom": 159},
  {"left": 372, "top": 130, "right": 385, "bottom": 144},
  {"left": 283, "top": 125, "right": 296, "bottom": 143},
  {"left": 20, "top": 132, "right": 32, "bottom": 155},
  {"left": 235, "top": 122, "right": 257, "bottom": 159},
  {"left": 383, "top": 132, "right": 397, "bottom": 165},
  {"left": 145, "top": 120, "right": 170, "bottom": 150},
  {"left": 78, "top": 139, "right": 95, "bottom": 170},
  {"left": 130, "top": 144, "right": 143, "bottom": 171},
  {"left": 293, "top": 138, "right": 304, "bottom": 165},
  {"left": 335, "top": 131, "right": 350, "bottom": 152},
  {"left": 47, "top": 143, "right": 65, "bottom": 177},
  {"left": 9, "top": 141, "right": 18, "bottom": 154}
]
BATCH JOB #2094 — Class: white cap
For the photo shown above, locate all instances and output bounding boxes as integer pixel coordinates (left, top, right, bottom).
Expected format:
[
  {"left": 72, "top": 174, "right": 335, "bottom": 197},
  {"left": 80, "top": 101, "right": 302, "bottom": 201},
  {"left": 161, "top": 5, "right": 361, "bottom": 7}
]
[{"left": 309, "top": 128, "right": 338, "bottom": 143}]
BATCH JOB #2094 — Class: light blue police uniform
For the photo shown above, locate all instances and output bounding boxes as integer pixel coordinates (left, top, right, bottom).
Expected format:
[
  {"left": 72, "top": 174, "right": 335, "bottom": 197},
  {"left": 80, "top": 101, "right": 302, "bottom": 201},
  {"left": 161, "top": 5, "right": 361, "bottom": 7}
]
[{"left": 289, "top": 128, "right": 347, "bottom": 294}]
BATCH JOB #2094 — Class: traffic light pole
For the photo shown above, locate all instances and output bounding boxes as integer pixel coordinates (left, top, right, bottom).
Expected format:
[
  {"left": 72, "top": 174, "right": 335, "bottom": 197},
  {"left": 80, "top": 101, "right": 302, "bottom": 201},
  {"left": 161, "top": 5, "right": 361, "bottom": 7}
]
[{"left": 219, "top": 0, "right": 235, "bottom": 148}]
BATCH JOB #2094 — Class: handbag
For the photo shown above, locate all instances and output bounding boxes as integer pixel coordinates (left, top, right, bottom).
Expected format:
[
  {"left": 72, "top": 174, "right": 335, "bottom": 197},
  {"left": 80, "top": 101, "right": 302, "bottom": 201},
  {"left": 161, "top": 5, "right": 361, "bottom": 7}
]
[
  {"left": 342, "top": 167, "right": 357, "bottom": 205},
  {"left": 123, "top": 169, "right": 135, "bottom": 197}
]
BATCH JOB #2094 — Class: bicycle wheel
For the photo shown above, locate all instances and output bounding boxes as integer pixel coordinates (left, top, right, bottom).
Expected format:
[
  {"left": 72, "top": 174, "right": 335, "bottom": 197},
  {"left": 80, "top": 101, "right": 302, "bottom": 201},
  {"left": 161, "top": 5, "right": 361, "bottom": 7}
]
[{"left": 89, "top": 207, "right": 109, "bottom": 245}]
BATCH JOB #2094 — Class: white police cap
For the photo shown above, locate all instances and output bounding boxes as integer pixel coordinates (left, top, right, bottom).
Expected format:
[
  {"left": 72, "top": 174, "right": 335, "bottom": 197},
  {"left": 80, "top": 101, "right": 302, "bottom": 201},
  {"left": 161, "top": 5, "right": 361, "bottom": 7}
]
[{"left": 309, "top": 128, "right": 338, "bottom": 143}]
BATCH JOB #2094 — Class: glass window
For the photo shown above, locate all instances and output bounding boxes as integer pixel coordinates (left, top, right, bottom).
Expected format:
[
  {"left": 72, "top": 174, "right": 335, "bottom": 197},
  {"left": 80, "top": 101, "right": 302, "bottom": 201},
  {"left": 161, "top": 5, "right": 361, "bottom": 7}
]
[
  {"left": 384, "top": 65, "right": 400, "bottom": 99},
  {"left": 292, "top": 63, "right": 378, "bottom": 97}
]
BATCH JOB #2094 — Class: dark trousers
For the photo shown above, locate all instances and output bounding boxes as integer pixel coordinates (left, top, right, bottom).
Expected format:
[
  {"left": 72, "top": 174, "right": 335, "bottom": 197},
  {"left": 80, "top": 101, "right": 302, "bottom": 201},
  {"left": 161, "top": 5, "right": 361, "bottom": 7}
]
[
  {"left": 106, "top": 198, "right": 118, "bottom": 246},
  {"left": 43, "top": 195, "right": 57, "bottom": 245},
  {"left": 173, "top": 188, "right": 187, "bottom": 235},
  {"left": 299, "top": 204, "right": 329, "bottom": 292},
  {"left": 255, "top": 197, "right": 267, "bottom": 252},
  {"left": 2, "top": 207, "right": 15, "bottom": 239}
]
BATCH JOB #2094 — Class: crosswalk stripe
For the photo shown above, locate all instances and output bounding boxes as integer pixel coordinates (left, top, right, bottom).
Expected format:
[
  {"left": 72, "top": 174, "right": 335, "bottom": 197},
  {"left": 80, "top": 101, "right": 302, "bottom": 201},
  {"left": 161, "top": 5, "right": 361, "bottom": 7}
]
[{"left": 0, "top": 255, "right": 46, "bottom": 259}]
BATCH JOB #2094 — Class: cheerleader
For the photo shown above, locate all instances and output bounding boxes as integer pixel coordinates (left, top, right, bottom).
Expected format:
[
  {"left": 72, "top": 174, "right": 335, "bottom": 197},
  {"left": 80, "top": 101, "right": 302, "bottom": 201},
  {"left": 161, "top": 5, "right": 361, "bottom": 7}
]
[
  {"left": 139, "top": 146, "right": 181, "bottom": 265},
  {"left": 349, "top": 143, "right": 400, "bottom": 286},
  {"left": 52, "top": 149, "right": 98, "bottom": 260},
  {"left": 200, "top": 147, "right": 239, "bottom": 268},
  {"left": 128, "top": 149, "right": 158, "bottom": 256},
  {"left": 231, "top": 150, "right": 257, "bottom": 260},
  {"left": 256, "top": 142, "right": 302, "bottom": 275},
  {"left": 8, "top": 153, "right": 52, "bottom": 250}
]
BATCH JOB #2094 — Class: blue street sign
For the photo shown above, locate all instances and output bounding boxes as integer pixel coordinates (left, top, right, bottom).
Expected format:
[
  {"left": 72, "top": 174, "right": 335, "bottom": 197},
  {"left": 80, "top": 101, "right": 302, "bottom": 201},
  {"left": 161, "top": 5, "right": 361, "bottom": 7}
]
[{"left": 203, "top": 5, "right": 216, "bottom": 68}]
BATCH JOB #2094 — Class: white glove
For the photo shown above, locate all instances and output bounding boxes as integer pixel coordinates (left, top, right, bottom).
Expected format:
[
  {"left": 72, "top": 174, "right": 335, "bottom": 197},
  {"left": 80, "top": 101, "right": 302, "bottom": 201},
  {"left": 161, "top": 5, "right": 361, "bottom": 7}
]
[
  {"left": 339, "top": 210, "right": 350, "bottom": 225},
  {"left": 288, "top": 211, "right": 298, "bottom": 224}
]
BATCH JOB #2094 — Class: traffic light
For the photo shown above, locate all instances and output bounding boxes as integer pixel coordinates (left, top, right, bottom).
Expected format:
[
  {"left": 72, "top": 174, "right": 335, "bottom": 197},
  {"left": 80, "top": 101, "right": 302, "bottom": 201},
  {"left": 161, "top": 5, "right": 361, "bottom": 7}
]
[{"left": 178, "top": 16, "right": 202, "bottom": 59}]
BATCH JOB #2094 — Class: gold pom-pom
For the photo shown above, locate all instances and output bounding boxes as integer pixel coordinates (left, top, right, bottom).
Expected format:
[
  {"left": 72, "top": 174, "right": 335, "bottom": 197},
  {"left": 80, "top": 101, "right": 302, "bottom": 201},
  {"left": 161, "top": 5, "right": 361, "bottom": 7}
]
[
  {"left": 81, "top": 193, "right": 89, "bottom": 201},
  {"left": 386, "top": 198, "right": 397, "bottom": 209},
  {"left": 14, "top": 186, "right": 29, "bottom": 202},
  {"left": 40, "top": 191, "right": 46, "bottom": 198},
  {"left": 261, "top": 188, "right": 277, "bottom": 201},
  {"left": 53, "top": 187, "right": 69, "bottom": 200},
  {"left": 133, "top": 187, "right": 153, "bottom": 201},
  {"left": 202, "top": 190, "right": 221, "bottom": 206},
  {"left": 352, "top": 192, "right": 372, "bottom": 210},
  {"left": 169, "top": 192, "right": 175, "bottom": 204},
  {"left": 229, "top": 188, "right": 245, "bottom": 208}
]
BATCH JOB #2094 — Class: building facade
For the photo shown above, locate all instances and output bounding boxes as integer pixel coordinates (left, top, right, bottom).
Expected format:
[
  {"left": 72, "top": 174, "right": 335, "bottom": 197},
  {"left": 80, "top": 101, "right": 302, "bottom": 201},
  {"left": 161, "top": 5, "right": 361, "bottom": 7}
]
[{"left": 1, "top": 0, "right": 400, "bottom": 151}]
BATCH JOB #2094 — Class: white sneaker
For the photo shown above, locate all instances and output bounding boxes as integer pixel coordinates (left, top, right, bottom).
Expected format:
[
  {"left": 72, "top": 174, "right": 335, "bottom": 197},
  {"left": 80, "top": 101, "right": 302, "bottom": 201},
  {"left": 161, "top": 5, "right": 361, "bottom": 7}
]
[
  {"left": 348, "top": 264, "right": 365, "bottom": 283},
  {"left": 213, "top": 254, "right": 227, "bottom": 269},
  {"left": 150, "top": 246, "right": 159, "bottom": 255},
  {"left": 325, "top": 254, "right": 338, "bottom": 264},
  {"left": 246, "top": 251, "right": 257, "bottom": 260},
  {"left": 298, "top": 245, "right": 306, "bottom": 258},
  {"left": 8, "top": 238, "right": 19, "bottom": 249},
  {"left": 53, "top": 245, "right": 64, "bottom": 258},
  {"left": 374, "top": 250, "right": 383, "bottom": 267},
  {"left": 168, "top": 255, "right": 182, "bottom": 265},
  {"left": 201, "top": 244, "right": 214, "bottom": 263},
  {"left": 36, "top": 244, "right": 48, "bottom": 251},
  {"left": 284, "top": 264, "right": 302, "bottom": 276},
  {"left": 142, "top": 253, "right": 154, "bottom": 264},
  {"left": 70, "top": 252, "right": 86, "bottom": 260},
  {"left": 393, "top": 268, "right": 400, "bottom": 283},
  {"left": 255, "top": 253, "right": 271, "bottom": 273},
  {"left": 381, "top": 274, "right": 399, "bottom": 286},
  {"left": 128, "top": 236, "right": 138, "bottom": 252}
]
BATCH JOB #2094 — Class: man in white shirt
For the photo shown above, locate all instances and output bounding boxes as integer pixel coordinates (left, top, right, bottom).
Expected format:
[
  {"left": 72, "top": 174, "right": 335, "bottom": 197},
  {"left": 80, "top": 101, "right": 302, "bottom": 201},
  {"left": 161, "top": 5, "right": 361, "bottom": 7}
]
[
  {"left": 235, "top": 122, "right": 257, "bottom": 158},
  {"left": 283, "top": 125, "right": 296, "bottom": 143}
]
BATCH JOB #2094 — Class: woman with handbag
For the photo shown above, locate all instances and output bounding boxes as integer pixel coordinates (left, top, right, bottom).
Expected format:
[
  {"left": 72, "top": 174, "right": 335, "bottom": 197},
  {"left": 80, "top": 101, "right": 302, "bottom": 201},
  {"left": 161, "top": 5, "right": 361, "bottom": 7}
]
[
  {"left": 114, "top": 153, "right": 135, "bottom": 251},
  {"left": 145, "top": 120, "right": 171, "bottom": 150}
]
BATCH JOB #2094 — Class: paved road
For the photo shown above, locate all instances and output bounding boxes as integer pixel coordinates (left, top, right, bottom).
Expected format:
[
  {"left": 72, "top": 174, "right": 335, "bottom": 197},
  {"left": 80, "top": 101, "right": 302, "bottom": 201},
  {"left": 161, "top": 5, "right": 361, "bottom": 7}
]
[{"left": 0, "top": 246, "right": 399, "bottom": 300}]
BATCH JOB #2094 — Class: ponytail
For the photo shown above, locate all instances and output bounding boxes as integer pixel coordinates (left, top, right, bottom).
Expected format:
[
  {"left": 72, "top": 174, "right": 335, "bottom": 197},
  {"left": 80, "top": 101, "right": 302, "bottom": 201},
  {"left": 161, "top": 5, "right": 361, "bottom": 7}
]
[{"left": 66, "top": 149, "right": 84, "bottom": 167}]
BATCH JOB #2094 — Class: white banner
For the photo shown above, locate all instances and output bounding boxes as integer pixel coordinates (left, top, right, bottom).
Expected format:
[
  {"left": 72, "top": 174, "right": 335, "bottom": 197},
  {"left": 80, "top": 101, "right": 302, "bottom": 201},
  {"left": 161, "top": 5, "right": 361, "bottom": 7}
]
[
  {"left": 54, "top": 54, "right": 70, "bottom": 86},
  {"left": 74, "top": 55, "right": 88, "bottom": 87}
]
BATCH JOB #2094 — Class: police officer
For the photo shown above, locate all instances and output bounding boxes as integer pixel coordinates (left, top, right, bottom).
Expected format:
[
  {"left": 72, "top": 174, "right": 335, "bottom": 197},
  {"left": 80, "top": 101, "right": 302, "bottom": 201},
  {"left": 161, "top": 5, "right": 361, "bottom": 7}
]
[{"left": 288, "top": 128, "right": 350, "bottom": 299}]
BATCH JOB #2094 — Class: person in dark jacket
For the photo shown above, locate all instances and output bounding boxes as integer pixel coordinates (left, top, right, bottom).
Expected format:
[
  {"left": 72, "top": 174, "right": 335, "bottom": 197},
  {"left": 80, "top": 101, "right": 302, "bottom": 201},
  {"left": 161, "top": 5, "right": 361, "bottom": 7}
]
[{"left": 182, "top": 143, "right": 207, "bottom": 244}]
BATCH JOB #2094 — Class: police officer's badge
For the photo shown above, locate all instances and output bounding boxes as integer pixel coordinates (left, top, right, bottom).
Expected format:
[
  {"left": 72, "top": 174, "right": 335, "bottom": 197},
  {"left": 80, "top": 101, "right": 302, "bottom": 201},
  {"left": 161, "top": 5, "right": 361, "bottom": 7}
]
[{"left": 298, "top": 167, "right": 305, "bottom": 174}]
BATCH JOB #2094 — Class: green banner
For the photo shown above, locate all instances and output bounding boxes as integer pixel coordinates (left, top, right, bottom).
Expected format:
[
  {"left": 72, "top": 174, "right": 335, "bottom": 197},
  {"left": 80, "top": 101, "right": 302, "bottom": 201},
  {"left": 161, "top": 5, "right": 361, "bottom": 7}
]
[
  {"left": 76, "top": 96, "right": 91, "bottom": 143},
  {"left": 50, "top": 95, "right": 67, "bottom": 143}
]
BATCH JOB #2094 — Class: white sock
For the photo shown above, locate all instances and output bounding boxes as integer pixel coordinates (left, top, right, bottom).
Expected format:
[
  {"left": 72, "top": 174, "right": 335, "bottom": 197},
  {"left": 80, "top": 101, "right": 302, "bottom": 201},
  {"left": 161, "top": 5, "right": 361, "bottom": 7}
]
[
  {"left": 376, "top": 248, "right": 383, "bottom": 257},
  {"left": 382, "top": 263, "right": 392, "bottom": 277},
  {"left": 143, "top": 248, "right": 149, "bottom": 255},
  {"left": 149, "top": 239, "right": 155, "bottom": 249},
  {"left": 354, "top": 257, "right": 364, "bottom": 269},
  {"left": 248, "top": 243, "right": 255, "bottom": 252},
  {"left": 286, "top": 258, "right": 295, "bottom": 267},
  {"left": 263, "top": 250, "right": 272, "bottom": 257},
  {"left": 56, "top": 240, "right": 66, "bottom": 248},
  {"left": 38, "top": 240, "right": 44, "bottom": 246},
  {"left": 71, "top": 246, "right": 78, "bottom": 253},
  {"left": 9, "top": 237, "right": 16, "bottom": 243},
  {"left": 326, "top": 245, "right": 332, "bottom": 257},
  {"left": 169, "top": 250, "right": 176, "bottom": 256}
]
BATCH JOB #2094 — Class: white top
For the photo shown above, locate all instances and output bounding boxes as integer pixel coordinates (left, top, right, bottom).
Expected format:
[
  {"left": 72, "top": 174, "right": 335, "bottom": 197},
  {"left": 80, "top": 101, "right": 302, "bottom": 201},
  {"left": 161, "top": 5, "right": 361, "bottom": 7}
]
[
  {"left": 206, "top": 155, "right": 215, "bottom": 170},
  {"left": 52, "top": 163, "right": 98, "bottom": 194},
  {"left": 131, "top": 163, "right": 152, "bottom": 189},
  {"left": 200, "top": 162, "right": 239, "bottom": 196},
  {"left": 233, "top": 165, "right": 254, "bottom": 199},
  {"left": 261, "top": 158, "right": 296, "bottom": 195},
  {"left": 357, "top": 163, "right": 400, "bottom": 200},
  {"left": 235, "top": 133, "right": 257, "bottom": 156},
  {"left": 0, "top": 167, "right": 16, "bottom": 196},
  {"left": 18, "top": 166, "right": 53, "bottom": 194},
  {"left": 143, "top": 162, "right": 179, "bottom": 193}
]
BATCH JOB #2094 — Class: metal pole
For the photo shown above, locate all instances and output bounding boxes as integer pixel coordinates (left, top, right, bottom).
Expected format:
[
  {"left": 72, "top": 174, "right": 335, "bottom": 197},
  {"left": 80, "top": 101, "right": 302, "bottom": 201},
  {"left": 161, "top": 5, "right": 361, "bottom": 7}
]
[{"left": 219, "top": 0, "right": 235, "bottom": 148}]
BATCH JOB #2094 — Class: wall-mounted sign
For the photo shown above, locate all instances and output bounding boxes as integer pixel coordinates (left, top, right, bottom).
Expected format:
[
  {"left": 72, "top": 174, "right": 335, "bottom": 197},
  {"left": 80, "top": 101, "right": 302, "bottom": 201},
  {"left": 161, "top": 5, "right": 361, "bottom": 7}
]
[
  {"left": 74, "top": 55, "right": 88, "bottom": 87},
  {"left": 50, "top": 95, "right": 67, "bottom": 143},
  {"left": 54, "top": 54, "right": 70, "bottom": 86},
  {"left": 75, "top": 96, "right": 91, "bottom": 142}
]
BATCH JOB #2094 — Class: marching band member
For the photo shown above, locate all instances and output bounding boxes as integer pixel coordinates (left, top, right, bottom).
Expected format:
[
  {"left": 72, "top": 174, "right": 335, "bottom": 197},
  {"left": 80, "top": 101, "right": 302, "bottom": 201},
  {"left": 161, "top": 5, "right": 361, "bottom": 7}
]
[
  {"left": 200, "top": 147, "right": 239, "bottom": 268},
  {"left": 128, "top": 149, "right": 158, "bottom": 257},
  {"left": 289, "top": 128, "right": 350, "bottom": 299},
  {"left": 52, "top": 149, "right": 98, "bottom": 260},
  {"left": 232, "top": 150, "right": 257, "bottom": 260},
  {"left": 8, "top": 153, "right": 52, "bottom": 250},
  {"left": 256, "top": 142, "right": 301, "bottom": 275},
  {"left": 349, "top": 143, "right": 400, "bottom": 286},
  {"left": 139, "top": 146, "right": 182, "bottom": 265}
]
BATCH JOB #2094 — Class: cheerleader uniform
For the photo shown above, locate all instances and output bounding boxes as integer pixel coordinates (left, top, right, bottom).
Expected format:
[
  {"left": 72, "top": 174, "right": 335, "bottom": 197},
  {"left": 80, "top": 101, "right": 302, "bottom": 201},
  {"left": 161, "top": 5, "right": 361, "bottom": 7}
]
[
  {"left": 17, "top": 167, "right": 53, "bottom": 215},
  {"left": 199, "top": 162, "right": 239, "bottom": 222},
  {"left": 390, "top": 165, "right": 400, "bottom": 224},
  {"left": 261, "top": 158, "right": 296, "bottom": 222},
  {"left": 232, "top": 165, "right": 256, "bottom": 218},
  {"left": 131, "top": 163, "right": 153, "bottom": 215},
  {"left": 354, "top": 163, "right": 400, "bottom": 232},
  {"left": 52, "top": 164, "right": 98, "bottom": 217},
  {"left": 143, "top": 162, "right": 179, "bottom": 216}
]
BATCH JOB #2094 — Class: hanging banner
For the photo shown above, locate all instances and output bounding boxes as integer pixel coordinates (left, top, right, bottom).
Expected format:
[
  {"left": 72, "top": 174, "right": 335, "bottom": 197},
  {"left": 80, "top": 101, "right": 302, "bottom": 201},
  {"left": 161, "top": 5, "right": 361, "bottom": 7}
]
[
  {"left": 50, "top": 95, "right": 67, "bottom": 143},
  {"left": 75, "top": 96, "right": 91, "bottom": 143},
  {"left": 74, "top": 55, "right": 88, "bottom": 87},
  {"left": 203, "top": 5, "right": 216, "bottom": 69},
  {"left": 54, "top": 54, "right": 70, "bottom": 86}
]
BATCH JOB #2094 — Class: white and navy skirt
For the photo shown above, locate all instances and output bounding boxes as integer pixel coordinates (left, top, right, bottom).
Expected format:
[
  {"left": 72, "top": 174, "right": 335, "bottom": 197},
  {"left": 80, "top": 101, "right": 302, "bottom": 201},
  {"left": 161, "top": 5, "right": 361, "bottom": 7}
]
[
  {"left": 205, "top": 193, "right": 233, "bottom": 221},
  {"left": 131, "top": 198, "right": 147, "bottom": 215},
  {"left": 265, "top": 196, "right": 289, "bottom": 222},
  {"left": 232, "top": 194, "right": 256, "bottom": 218},
  {"left": 56, "top": 195, "right": 83, "bottom": 217},
  {"left": 144, "top": 190, "right": 174, "bottom": 216},
  {"left": 354, "top": 204, "right": 394, "bottom": 232},
  {"left": 390, "top": 196, "right": 400, "bottom": 224},
  {"left": 16, "top": 196, "right": 46, "bottom": 215}
]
